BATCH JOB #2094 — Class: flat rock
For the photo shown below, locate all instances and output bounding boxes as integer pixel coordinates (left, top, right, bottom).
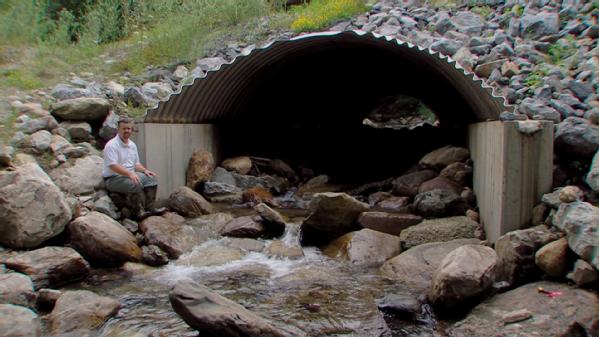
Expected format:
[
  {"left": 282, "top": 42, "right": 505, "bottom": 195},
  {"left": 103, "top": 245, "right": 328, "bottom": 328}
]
[
  {"left": 400, "top": 216, "right": 478, "bottom": 250},
  {"left": 170, "top": 280, "right": 304, "bottom": 337},
  {"left": 414, "top": 189, "right": 469, "bottom": 218},
  {"left": 358, "top": 211, "right": 422, "bottom": 236},
  {"left": 391, "top": 170, "right": 437, "bottom": 197},
  {"left": 49, "top": 155, "right": 104, "bottom": 195},
  {"left": 219, "top": 216, "right": 267, "bottom": 239},
  {"left": 448, "top": 281, "right": 599, "bottom": 337},
  {"left": 50, "top": 97, "right": 110, "bottom": 121},
  {"left": 419, "top": 146, "right": 469, "bottom": 169},
  {"left": 140, "top": 212, "right": 202, "bottom": 259},
  {"left": 2, "top": 246, "right": 89, "bottom": 290},
  {"left": 49, "top": 290, "right": 120, "bottom": 335},
  {"left": 265, "top": 240, "right": 304, "bottom": 259},
  {"left": 323, "top": 228, "right": 401, "bottom": 267}
]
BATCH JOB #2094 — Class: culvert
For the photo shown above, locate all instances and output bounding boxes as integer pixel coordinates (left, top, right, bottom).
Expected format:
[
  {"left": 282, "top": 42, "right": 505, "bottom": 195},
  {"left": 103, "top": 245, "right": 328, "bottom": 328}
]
[{"left": 135, "top": 30, "right": 553, "bottom": 242}]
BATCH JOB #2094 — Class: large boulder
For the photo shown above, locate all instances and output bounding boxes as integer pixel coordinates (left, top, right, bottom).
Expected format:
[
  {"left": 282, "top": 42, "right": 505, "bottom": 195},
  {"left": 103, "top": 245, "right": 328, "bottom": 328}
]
[
  {"left": 186, "top": 212, "right": 234, "bottom": 237},
  {"left": 49, "top": 290, "right": 120, "bottom": 335},
  {"left": 534, "top": 237, "right": 570, "bottom": 278},
  {"left": 186, "top": 149, "right": 214, "bottom": 190},
  {"left": 168, "top": 186, "right": 215, "bottom": 217},
  {"left": 553, "top": 201, "right": 599, "bottom": 269},
  {"left": 68, "top": 211, "right": 142, "bottom": 266},
  {"left": 448, "top": 281, "right": 599, "bottom": 337},
  {"left": 2, "top": 247, "right": 89, "bottom": 289},
  {"left": 399, "top": 216, "right": 478, "bottom": 250},
  {"left": 300, "top": 193, "right": 369, "bottom": 246},
  {"left": 554, "top": 117, "right": 599, "bottom": 159},
  {"left": 567, "top": 259, "right": 599, "bottom": 287},
  {"left": 495, "top": 225, "right": 564, "bottom": 287},
  {"left": 0, "top": 163, "right": 72, "bottom": 249},
  {"left": 419, "top": 146, "right": 469, "bottom": 169},
  {"left": 358, "top": 212, "right": 422, "bottom": 236},
  {"left": 49, "top": 155, "right": 104, "bottom": 195},
  {"left": 170, "top": 280, "right": 305, "bottom": 337},
  {"left": 391, "top": 170, "right": 437, "bottom": 197},
  {"left": 0, "top": 304, "right": 40, "bottom": 337},
  {"left": 519, "top": 11, "right": 560, "bottom": 39},
  {"left": 323, "top": 229, "right": 401, "bottom": 267},
  {"left": 0, "top": 273, "right": 36, "bottom": 308},
  {"left": 50, "top": 97, "right": 110, "bottom": 121},
  {"left": 380, "top": 238, "right": 483, "bottom": 293},
  {"left": 429, "top": 245, "right": 498, "bottom": 311},
  {"left": 139, "top": 212, "right": 202, "bottom": 259}
]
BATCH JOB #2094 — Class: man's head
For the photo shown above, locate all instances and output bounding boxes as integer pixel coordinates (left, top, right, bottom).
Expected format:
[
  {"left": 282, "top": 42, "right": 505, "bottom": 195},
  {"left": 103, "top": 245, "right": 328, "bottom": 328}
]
[{"left": 117, "top": 117, "right": 134, "bottom": 142}]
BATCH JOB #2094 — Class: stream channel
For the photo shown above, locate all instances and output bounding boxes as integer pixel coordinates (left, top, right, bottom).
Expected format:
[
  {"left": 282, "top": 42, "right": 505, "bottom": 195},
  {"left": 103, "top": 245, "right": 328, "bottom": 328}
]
[{"left": 56, "top": 207, "right": 442, "bottom": 337}]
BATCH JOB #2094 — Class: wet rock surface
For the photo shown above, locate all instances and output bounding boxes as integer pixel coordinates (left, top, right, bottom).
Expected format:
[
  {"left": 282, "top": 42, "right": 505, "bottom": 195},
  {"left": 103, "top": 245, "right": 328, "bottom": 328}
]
[{"left": 49, "top": 290, "right": 120, "bottom": 336}]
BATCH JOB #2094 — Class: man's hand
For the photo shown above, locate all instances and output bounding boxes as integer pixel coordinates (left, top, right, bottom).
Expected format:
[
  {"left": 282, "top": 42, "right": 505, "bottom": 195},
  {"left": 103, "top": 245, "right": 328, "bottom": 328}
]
[
  {"left": 144, "top": 169, "right": 157, "bottom": 177},
  {"left": 128, "top": 171, "right": 141, "bottom": 185}
]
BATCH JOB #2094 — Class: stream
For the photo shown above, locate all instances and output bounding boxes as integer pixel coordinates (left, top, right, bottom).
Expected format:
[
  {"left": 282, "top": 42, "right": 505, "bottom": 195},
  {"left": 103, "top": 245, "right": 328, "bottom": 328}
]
[{"left": 56, "top": 211, "right": 442, "bottom": 337}]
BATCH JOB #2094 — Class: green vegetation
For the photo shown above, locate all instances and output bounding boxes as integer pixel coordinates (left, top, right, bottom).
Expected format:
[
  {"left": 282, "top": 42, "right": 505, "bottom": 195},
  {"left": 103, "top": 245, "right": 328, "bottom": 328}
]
[
  {"left": 509, "top": 4, "right": 524, "bottom": 17},
  {"left": 524, "top": 67, "right": 546, "bottom": 92},
  {"left": 290, "top": 0, "right": 368, "bottom": 32},
  {"left": 470, "top": 5, "right": 492, "bottom": 18},
  {"left": 547, "top": 35, "right": 577, "bottom": 66}
]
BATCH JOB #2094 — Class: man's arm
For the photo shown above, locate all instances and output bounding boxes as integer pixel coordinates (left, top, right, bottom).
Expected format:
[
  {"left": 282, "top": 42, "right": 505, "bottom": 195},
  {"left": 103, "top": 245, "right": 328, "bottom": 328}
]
[
  {"left": 109, "top": 164, "right": 142, "bottom": 185},
  {"left": 134, "top": 163, "right": 156, "bottom": 177}
]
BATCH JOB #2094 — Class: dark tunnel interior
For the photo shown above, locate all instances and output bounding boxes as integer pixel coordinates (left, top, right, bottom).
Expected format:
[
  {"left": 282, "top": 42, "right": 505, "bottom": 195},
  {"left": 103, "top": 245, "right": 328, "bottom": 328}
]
[{"left": 217, "top": 42, "right": 470, "bottom": 184}]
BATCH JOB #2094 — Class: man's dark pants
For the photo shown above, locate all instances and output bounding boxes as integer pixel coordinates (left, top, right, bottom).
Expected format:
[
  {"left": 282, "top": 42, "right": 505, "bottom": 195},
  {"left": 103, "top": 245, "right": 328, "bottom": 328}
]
[{"left": 104, "top": 173, "right": 158, "bottom": 214}]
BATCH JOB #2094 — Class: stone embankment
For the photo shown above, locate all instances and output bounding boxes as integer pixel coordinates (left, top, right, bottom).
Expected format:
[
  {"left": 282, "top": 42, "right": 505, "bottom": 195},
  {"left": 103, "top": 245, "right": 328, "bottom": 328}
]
[{"left": 1, "top": 0, "right": 599, "bottom": 336}]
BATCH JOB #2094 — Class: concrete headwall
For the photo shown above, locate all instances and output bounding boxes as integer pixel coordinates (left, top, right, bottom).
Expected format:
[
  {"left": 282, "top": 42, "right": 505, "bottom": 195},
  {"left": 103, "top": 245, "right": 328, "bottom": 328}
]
[
  {"left": 134, "top": 123, "right": 220, "bottom": 200},
  {"left": 469, "top": 121, "right": 553, "bottom": 243}
]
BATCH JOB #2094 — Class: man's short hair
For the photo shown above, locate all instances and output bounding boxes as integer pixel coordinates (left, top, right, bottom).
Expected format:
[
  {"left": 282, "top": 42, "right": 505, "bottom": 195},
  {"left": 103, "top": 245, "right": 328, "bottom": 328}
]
[{"left": 118, "top": 116, "right": 134, "bottom": 126}]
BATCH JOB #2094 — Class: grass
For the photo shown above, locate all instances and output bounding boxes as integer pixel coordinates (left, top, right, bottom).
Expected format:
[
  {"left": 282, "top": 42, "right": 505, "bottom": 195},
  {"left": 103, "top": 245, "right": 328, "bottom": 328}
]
[
  {"left": 470, "top": 6, "right": 492, "bottom": 18},
  {"left": 547, "top": 35, "right": 577, "bottom": 66},
  {"left": 524, "top": 67, "right": 546, "bottom": 93},
  {"left": 290, "top": 0, "right": 368, "bottom": 32}
]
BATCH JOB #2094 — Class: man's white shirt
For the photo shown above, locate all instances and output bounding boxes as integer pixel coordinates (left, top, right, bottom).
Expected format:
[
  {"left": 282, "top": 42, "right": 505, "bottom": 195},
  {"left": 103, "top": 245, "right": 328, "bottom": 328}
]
[{"left": 102, "top": 135, "right": 140, "bottom": 178}]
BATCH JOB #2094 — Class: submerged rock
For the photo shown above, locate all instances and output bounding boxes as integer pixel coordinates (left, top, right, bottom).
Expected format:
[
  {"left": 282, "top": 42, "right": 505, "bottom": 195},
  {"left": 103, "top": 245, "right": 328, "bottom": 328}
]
[
  {"left": 140, "top": 213, "right": 201, "bottom": 259},
  {"left": 49, "top": 290, "right": 120, "bottom": 336},
  {"left": 170, "top": 280, "right": 305, "bottom": 337},
  {"left": 219, "top": 216, "right": 267, "bottom": 239}
]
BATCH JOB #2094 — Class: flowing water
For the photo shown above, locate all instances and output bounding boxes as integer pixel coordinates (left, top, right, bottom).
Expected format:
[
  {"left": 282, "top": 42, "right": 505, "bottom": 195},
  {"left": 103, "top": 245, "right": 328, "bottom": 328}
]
[{"left": 59, "top": 214, "right": 442, "bottom": 337}]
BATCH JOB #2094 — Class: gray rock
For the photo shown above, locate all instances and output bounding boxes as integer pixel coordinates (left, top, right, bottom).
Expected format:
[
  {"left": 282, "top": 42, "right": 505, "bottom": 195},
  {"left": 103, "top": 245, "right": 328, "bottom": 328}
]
[
  {"left": 323, "top": 228, "right": 401, "bottom": 268},
  {"left": 17, "top": 115, "right": 58, "bottom": 134},
  {"left": 381, "top": 238, "right": 483, "bottom": 293},
  {"left": 553, "top": 201, "right": 599, "bottom": 270},
  {"left": 435, "top": 17, "right": 457, "bottom": 35},
  {"left": 49, "top": 135, "right": 70, "bottom": 156},
  {"left": 300, "top": 192, "right": 369, "bottom": 246},
  {"left": 265, "top": 240, "right": 304, "bottom": 260},
  {"left": 0, "top": 163, "right": 72, "bottom": 249},
  {"left": 168, "top": 186, "right": 215, "bottom": 217},
  {"left": 50, "top": 155, "right": 103, "bottom": 195},
  {"left": 0, "top": 273, "right": 36, "bottom": 308},
  {"left": 49, "top": 290, "right": 120, "bottom": 336},
  {"left": 172, "top": 65, "right": 189, "bottom": 82},
  {"left": 414, "top": 189, "right": 468, "bottom": 218},
  {"left": 69, "top": 211, "right": 142, "bottom": 267},
  {"left": 51, "top": 83, "right": 91, "bottom": 100},
  {"left": 399, "top": 216, "right": 478, "bottom": 250},
  {"left": 453, "top": 11, "right": 484, "bottom": 34},
  {"left": 140, "top": 213, "right": 202, "bottom": 259},
  {"left": 520, "top": 11, "right": 559, "bottom": 39},
  {"left": 429, "top": 245, "right": 498, "bottom": 310},
  {"left": 587, "top": 150, "right": 599, "bottom": 193},
  {"left": 94, "top": 195, "right": 120, "bottom": 219},
  {"left": 186, "top": 212, "right": 234, "bottom": 236},
  {"left": 141, "top": 82, "right": 173, "bottom": 100},
  {"left": 29, "top": 130, "right": 52, "bottom": 152},
  {"left": 0, "top": 304, "right": 40, "bottom": 337},
  {"left": 566, "top": 259, "right": 599, "bottom": 286},
  {"left": 518, "top": 98, "right": 561, "bottom": 122},
  {"left": 495, "top": 225, "right": 564, "bottom": 287},
  {"left": 254, "top": 203, "right": 286, "bottom": 236},
  {"left": 59, "top": 121, "right": 92, "bottom": 142},
  {"left": 51, "top": 97, "right": 110, "bottom": 121},
  {"left": 124, "top": 87, "right": 157, "bottom": 108},
  {"left": 2, "top": 247, "right": 89, "bottom": 289},
  {"left": 453, "top": 47, "right": 476, "bottom": 71},
  {"left": 430, "top": 38, "right": 462, "bottom": 56},
  {"left": 549, "top": 99, "right": 576, "bottom": 118},
  {"left": 541, "top": 186, "right": 584, "bottom": 209},
  {"left": 99, "top": 111, "right": 119, "bottom": 141},
  {"left": 474, "top": 60, "right": 505, "bottom": 78},
  {"left": 196, "top": 57, "right": 227, "bottom": 72},
  {"left": 448, "top": 281, "right": 599, "bottom": 337},
  {"left": 568, "top": 80, "right": 594, "bottom": 101},
  {"left": 170, "top": 280, "right": 304, "bottom": 337},
  {"left": 554, "top": 117, "right": 599, "bottom": 159},
  {"left": 211, "top": 166, "right": 236, "bottom": 185}
]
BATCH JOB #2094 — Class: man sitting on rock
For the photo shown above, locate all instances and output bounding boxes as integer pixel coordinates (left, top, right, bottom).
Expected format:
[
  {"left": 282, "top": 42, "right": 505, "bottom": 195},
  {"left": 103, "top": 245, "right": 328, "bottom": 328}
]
[{"left": 102, "top": 116, "right": 163, "bottom": 219}]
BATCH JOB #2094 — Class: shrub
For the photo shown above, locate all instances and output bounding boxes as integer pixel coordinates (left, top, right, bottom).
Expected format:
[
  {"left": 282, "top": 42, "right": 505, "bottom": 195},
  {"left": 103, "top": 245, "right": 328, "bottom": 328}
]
[{"left": 290, "top": 0, "right": 368, "bottom": 33}]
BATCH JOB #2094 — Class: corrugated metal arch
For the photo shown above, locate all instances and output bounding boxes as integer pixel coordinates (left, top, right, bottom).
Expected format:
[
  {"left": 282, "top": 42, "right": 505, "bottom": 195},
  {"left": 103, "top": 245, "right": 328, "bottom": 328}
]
[{"left": 144, "top": 30, "right": 510, "bottom": 124}]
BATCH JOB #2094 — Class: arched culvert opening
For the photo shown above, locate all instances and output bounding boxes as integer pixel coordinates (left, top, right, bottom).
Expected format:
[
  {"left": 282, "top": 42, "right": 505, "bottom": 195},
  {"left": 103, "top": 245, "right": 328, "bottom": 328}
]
[{"left": 137, "top": 31, "right": 553, "bottom": 243}]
